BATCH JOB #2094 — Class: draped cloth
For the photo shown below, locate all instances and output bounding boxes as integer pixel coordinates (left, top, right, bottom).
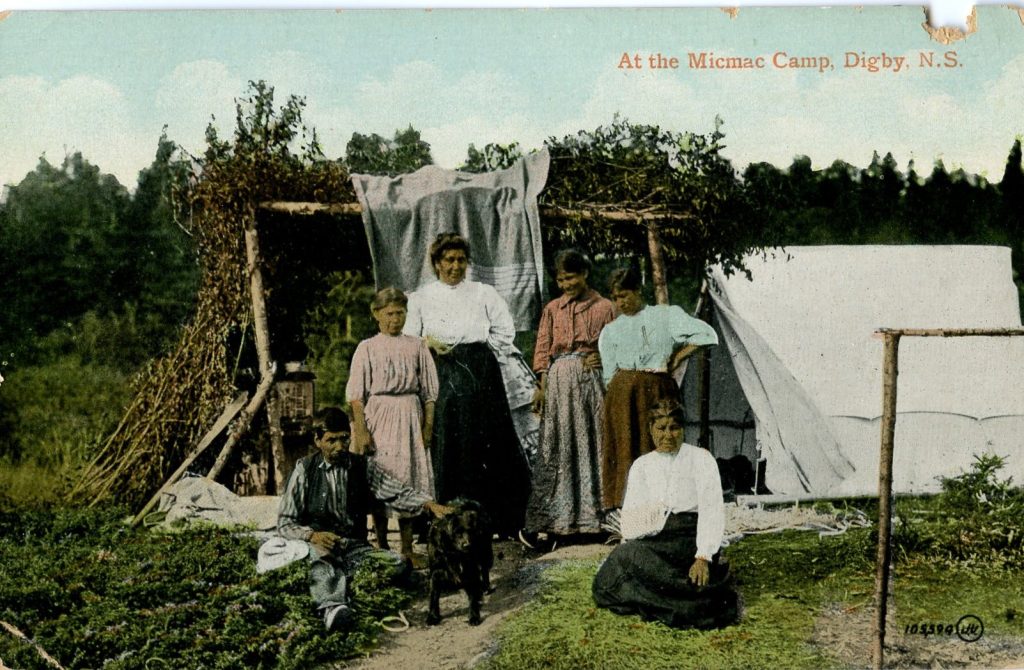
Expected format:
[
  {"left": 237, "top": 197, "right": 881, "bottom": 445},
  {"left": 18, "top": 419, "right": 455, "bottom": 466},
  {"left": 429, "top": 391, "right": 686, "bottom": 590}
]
[{"left": 351, "top": 150, "right": 550, "bottom": 331}]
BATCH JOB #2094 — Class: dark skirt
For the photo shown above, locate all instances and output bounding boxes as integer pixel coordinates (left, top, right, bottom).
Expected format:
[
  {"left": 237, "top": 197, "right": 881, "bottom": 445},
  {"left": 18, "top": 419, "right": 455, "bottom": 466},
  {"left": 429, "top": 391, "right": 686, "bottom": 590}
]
[
  {"left": 432, "top": 342, "right": 531, "bottom": 535},
  {"left": 592, "top": 513, "right": 738, "bottom": 630},
  {"left": 601, "top": 370, "right": 678, "bottom": 510}
]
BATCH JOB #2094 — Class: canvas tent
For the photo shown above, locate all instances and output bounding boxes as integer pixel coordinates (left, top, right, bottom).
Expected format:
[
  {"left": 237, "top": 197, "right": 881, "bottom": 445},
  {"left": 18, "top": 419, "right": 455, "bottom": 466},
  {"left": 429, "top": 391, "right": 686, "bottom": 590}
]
[{"left": 682, "top": 246, "right": 1024, "bottom": 496}]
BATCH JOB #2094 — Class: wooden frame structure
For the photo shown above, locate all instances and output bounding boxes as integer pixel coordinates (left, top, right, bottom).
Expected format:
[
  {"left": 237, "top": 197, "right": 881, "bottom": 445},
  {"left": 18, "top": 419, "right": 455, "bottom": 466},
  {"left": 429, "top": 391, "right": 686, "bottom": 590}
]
[
  {"left": 137, "top": 196, "right": 701, "bottom": 516},
  {"left": 872, "top": 326, "right": 1024, "bottom": 670}
]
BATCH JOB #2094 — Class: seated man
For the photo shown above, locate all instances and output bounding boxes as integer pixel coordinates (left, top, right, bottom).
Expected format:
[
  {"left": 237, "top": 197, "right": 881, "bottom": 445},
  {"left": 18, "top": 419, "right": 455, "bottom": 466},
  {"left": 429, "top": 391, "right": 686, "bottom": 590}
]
[{"left": 277, "top": 406, "right": 450, "bottom": 631}]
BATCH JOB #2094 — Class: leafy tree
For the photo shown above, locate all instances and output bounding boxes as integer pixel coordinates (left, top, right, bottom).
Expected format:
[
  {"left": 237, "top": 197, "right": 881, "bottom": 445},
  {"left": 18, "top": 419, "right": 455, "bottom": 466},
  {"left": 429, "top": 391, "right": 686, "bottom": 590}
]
[
  {"left": 460, "top": 141, "right": 524, "bottom": 173},
  {"left": 0, "top": 154, "right": 130, "bottom": 363},
  {"left": 344, "top": 125, "right": 433, "bottom": 176},
  {"left": 122, "top": 131, "right": 199, "bottom": 332}
]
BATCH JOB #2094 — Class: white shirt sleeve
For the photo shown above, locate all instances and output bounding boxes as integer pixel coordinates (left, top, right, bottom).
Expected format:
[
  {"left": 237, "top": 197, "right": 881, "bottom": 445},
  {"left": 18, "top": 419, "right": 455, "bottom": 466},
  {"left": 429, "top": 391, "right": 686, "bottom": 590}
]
[
  {"left": 402, "top": 291, "right": 424, "bottom": 338},
  {"left": 598, "top": 321, "right": 618, "bottom": 386},
  {"left": 481, "top": 283, "right": 516, "bottom": 355},
  {"left": 694, "top": 450, "right": 725, "bottom": 560},
  {"left": 619, "top": 457, "right": 669, "bottom": 541}
]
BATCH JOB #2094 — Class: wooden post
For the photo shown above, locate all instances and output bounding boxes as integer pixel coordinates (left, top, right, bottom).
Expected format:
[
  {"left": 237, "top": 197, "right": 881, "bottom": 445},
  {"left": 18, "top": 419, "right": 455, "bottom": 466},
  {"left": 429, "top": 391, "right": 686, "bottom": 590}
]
[
  {"left": 243, "top": 217, "right": 281, "bottom": 492},
  {"left": 646, "top": 221, "right": 670, "bottom": 305},
  {"left": 244, "top": 221, "right": 273, "bottom": 376},
  {"left": 266, "top": 385, "right": 287, "bottom": 494},
  {"left": 873, "top": 332, "right": 900, "bottom": 670},
  {"left": 207, "top": 366, "right": 276, "bottom": 481},
  {"left": 697, "top": 283, "right": 712, "bottom": 450}
]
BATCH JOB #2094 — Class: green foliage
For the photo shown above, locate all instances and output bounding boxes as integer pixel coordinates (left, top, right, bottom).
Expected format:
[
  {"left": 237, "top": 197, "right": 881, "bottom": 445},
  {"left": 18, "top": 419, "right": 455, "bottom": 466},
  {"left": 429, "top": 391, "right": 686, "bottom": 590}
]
[
  {"left": 893, "top": 455, "right": 1024, "bottom": 569},
  {"left": 32, "top": 306, "right": 178, "bottom": 372},
  {"left": 0, "top": 358, "right": 130, "bottom": 471},
  {"left": 345, "top": 126, "right": 433, "bottom": 176},
  {"left": 302, "top": 271, "right": 377, "bottom": 408},
  {"left": 0, "top": 141, "right": 198, "bottom": 370},
  {"left": 0, "top": 153, "right": 130, "bottom": 365},
  {"left": 0, "top": 507, "right": 409, "bottom": 669},
  {"left": 542, "top": 115, "right": 753, "bottom": 282},
  {"left": 460, "top": 142, "right": 524, "bottom": 173}
]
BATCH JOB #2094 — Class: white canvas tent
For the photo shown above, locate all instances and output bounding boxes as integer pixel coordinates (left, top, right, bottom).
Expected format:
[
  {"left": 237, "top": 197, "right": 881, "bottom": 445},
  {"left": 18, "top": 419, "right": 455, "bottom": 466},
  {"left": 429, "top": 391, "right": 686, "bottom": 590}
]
[{"left": 682, "top": 246, "right": 1024, "bottom": 496}]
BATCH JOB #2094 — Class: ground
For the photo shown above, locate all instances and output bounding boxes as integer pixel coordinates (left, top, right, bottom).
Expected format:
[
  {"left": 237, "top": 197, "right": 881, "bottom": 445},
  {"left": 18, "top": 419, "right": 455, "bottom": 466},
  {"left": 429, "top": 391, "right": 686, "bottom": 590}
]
[
  {"left": 815, "top": 601, "right": 1024, "bottom": 669},
  {"left": 343, "top": 540, "right": 607, "bottom": 670},
  {"left": 338, "top": 527, "right": 1024, "bottom": 670}
]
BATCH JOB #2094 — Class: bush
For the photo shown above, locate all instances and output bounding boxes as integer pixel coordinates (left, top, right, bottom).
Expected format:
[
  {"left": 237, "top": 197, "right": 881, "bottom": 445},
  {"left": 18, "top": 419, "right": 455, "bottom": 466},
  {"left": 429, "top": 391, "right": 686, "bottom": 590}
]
[
  {"left": 302, "top": 271, "right": 376, "bottom": 408},
  {"left": 893, "top": 454, "right": 1024, "bottom": 569},
  {"left": 0, "top": 357, "right": 130, "bottom": 471}
]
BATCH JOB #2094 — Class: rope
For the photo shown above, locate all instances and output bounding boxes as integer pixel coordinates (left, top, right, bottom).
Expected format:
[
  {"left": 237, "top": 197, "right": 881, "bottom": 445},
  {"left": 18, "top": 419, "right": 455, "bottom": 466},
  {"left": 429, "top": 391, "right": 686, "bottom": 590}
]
[{"left": 378, "top": 610, "right": 411, "bottom": 633}]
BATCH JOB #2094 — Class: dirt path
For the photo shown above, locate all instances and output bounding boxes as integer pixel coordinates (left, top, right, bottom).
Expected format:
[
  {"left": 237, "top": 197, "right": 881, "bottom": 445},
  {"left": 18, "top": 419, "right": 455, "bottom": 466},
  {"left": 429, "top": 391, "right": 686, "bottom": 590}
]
[
  {"left": 344, "top": 540, "right": 612, "bottom": 670},
  {"left": 815, "top": 601, "right": 1024, "bottom": 669}
]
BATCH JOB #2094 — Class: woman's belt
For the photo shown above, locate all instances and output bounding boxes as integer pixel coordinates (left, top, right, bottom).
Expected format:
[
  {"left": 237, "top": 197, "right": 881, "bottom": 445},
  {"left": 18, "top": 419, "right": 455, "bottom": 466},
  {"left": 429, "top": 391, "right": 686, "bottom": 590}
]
[
  {"left": 550, "top": 351, "right": 588, "bottom": 361},
  {"left": 371, "top": 391, "right": 419, "bottom": 397},
  {"left": 615, "top": 367, "right": 669, "bottom": 375}
]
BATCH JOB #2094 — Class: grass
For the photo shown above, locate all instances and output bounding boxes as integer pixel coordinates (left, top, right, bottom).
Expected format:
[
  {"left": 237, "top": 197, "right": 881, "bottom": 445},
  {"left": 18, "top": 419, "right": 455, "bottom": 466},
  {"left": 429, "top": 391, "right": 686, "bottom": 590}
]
[
  {"left": 894, "top": 561, "right": 1024, "bottom": 639},
  {"left": 483, "top": 459, "right": 1024, "bottom": 669},
  {"left": 0, "top": 462, "right": 68, "bottom": 509},
  {"left": 0, "top": 506, "right": 410, "bottom": 669},
  {"left": 482, "top": 529, "right": 877, "bottom": 670}
]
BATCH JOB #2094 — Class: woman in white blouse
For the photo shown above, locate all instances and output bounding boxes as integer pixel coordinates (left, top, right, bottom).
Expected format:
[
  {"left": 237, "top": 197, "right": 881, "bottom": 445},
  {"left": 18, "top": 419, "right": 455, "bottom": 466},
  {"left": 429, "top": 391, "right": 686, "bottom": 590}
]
[
  {"left": 402, "top": 232, "right": 532, "bottom": 536},
  {"left": 592, "top": 400, "right": 738, "bottom": 629}
]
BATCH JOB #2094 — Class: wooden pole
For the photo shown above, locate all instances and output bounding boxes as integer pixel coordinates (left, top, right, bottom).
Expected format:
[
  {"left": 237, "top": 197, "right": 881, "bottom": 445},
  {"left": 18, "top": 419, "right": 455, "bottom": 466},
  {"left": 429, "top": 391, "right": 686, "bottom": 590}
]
[
  {"left": 266, "top": 386, "right": 287, "bottom": 494},
  {"left": 244, "top": 217, "right": 283, "bottom": 492},
  {"left": 646, "top": 222, "right": 670, "bottom": 305},
  {"left": 697, "top": 282, "right": 712, "bottom": 450},
  {"left": 244, "top": 221, "right": 274, "bottom": 376},
  {"left": 873, "top": 332, "right": 900, "bottom": 670},
  {"left": 876, "top": 327, "right": 1024, "bottom": 338},
  {"left": 256, "top": 199, "right": 696, "bottom": 224},
  {"left": 207, "top": 366, "right": 276, "bottom": 481}
]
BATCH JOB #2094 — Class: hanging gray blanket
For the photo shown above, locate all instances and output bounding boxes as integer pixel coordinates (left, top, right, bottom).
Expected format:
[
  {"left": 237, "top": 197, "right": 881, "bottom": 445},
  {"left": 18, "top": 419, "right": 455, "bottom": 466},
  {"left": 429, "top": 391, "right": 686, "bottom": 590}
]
[{"left": 351, "top": 149, "right": 550, "bottom": 330}]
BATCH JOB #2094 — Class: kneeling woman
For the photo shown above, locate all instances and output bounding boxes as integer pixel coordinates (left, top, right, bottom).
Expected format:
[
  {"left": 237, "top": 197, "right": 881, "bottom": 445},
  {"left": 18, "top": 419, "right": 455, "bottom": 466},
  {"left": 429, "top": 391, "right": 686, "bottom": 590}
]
[{"left": 592, "top": 401, "right": 738, "bottom": 629}]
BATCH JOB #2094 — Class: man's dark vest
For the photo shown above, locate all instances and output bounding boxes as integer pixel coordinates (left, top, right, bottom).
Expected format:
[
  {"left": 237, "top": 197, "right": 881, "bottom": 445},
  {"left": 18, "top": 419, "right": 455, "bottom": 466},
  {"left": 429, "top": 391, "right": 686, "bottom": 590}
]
[{"left": 303, "top": 452, "right": 370, "bottom": 540}]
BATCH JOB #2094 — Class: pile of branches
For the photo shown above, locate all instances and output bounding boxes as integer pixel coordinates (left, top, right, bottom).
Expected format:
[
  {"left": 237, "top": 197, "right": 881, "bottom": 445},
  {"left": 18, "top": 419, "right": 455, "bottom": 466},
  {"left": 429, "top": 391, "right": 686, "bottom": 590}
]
[{"left": 70, "top": 82, "right": 353, "bottom": 507}]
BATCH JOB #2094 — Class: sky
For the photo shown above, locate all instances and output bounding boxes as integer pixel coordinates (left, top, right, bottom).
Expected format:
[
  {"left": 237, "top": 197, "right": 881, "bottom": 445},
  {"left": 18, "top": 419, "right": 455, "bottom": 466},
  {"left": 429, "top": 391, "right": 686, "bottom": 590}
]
[{"left": 1, "top": 6, "right": 1022, "bottom": 191}]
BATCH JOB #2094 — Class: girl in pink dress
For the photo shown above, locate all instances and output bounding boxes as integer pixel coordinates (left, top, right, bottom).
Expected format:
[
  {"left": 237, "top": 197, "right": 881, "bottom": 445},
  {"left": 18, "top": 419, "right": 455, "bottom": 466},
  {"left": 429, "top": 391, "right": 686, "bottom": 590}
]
[{"left": 347, "top": 287, "right": 439, "bottom": 563}]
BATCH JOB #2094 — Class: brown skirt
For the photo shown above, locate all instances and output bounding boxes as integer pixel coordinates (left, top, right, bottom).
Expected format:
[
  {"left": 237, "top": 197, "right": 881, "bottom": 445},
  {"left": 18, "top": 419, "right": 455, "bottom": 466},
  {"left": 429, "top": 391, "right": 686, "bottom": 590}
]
[{"left": 600, "top": 370, "right": 678, "bottom": 510}]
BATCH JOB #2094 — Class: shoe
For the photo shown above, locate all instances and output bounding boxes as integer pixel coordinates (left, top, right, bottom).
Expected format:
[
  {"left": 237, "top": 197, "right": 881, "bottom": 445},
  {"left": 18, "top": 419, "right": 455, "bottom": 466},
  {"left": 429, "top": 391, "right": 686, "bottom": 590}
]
[{"left": 324, "top": 604, "right": 352, "bottom": 632}]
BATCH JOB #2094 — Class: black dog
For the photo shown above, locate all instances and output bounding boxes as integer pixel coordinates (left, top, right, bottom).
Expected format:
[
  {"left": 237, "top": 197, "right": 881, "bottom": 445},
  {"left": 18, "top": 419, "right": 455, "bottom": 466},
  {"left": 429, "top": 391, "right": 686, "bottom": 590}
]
[{"left": 425, "top": 498, "right": 493, "bottom": 626}]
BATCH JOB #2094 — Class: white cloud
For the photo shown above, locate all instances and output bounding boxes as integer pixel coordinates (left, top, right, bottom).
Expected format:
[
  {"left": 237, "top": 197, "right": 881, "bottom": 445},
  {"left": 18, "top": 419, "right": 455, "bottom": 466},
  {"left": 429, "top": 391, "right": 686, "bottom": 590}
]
[
  {"left": 306, "top": 62, "right": 533, "bottom": 166},
  {"left": 154, "top": 59, "right": 246, "bottom": 157},
  {"left": 0, "top": 74, "right": 151, "bottom": 189}
]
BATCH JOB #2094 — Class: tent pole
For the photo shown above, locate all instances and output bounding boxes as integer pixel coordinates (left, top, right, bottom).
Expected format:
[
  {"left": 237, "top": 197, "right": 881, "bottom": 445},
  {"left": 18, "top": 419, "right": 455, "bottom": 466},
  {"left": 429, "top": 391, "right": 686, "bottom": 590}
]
[
  {"left": 873, "top": 332, "right": 900, "bottom": 670},
  {"left": 646, "top": 222, "right": 670, "bottom": 305},
  {"left": 697, "top": 281, "right": 712, "bottom": 450}
]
